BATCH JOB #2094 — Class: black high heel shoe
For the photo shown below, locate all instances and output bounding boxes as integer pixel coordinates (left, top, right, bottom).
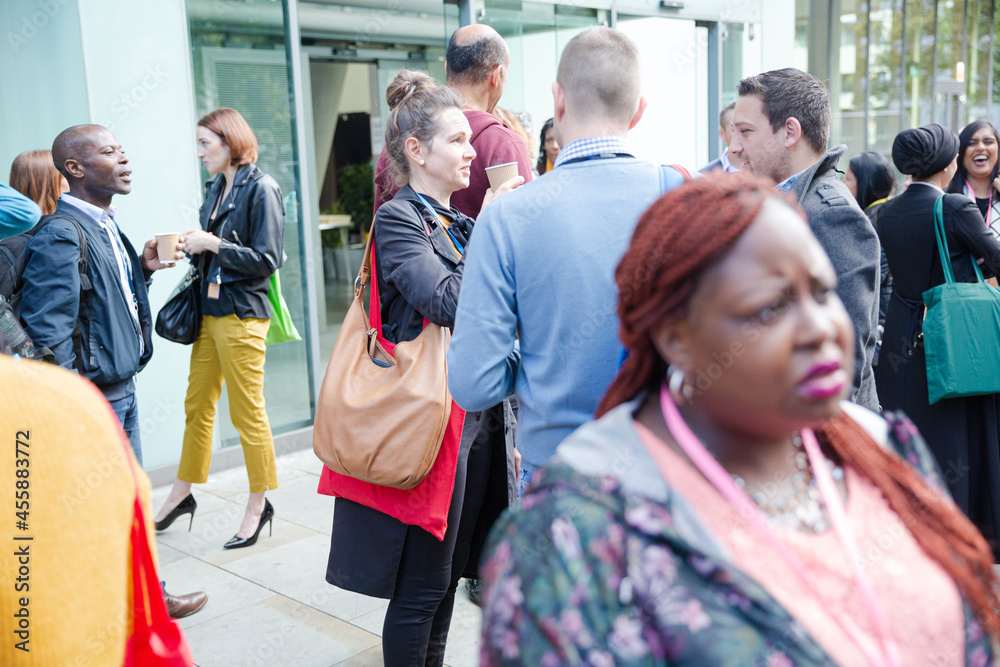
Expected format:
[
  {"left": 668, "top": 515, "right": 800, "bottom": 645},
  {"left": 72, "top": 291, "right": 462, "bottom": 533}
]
[
  {"left": 154, "top": 493, "right": 197, "bottom": 532},
  {"left": 223, "top": 499, "right": 274, "bottom": 550}
]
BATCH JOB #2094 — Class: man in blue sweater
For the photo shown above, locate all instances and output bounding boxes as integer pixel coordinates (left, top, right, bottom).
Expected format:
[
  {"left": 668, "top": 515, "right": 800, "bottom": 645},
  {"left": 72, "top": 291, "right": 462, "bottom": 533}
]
[{"left": 448, "top": 27, "right": 665, "bottom": 492}]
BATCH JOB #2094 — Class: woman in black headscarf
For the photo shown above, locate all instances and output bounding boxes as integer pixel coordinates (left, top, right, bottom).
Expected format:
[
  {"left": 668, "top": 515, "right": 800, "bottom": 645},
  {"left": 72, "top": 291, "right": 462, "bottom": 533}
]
[{"left": 875, "top": 123, "right": 1000, "bottom": 556}]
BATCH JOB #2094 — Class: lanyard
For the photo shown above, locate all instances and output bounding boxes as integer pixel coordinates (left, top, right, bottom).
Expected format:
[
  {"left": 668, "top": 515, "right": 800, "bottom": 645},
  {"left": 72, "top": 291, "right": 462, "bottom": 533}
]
[
  {"left": 656, "top": 383, "right": 902, "bottom": 667},
  {"left": 412, "top": 192, "right": 464, "bottom": 256},
  {"left": 966, "top": 179, "right": 993, "bottom": 229},
  {"left": 557, "top": 151, "right": 633, "bottom": 167}
]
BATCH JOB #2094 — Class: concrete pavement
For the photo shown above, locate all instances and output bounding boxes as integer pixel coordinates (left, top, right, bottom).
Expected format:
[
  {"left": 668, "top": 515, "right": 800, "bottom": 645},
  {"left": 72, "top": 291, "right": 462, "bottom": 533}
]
[{"left": 152, "top": 447, "right": 482, "bottom": 667}]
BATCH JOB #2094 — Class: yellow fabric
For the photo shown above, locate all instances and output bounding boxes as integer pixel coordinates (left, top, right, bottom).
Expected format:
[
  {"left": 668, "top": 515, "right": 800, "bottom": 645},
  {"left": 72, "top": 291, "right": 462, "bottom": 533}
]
[
  {"left": 545, "top": 156, "right": 554, "bottom": 174},
  {"left": 178, "top": 314, "right": 278, "bottom": 492},
  {"left": 428, "top": 209, "right": 464, "bottom": 259},
  {"left": 866, "top": 196, "right": 891, "bottom": 210},
  {"left": 0, "top": 356, "right": 156, "bottom": 666}
]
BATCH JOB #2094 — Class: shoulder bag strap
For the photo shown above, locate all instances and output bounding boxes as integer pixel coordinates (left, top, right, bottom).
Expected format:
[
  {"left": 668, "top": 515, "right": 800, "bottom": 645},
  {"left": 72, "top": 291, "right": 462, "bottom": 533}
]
[
  {"left": 934, "top": 194, "right": 985, "bottom": 284},
  {"left": 354, "top": 227, "right": 378, "bottom": 333},
  {"left": 36, "top": 214, "right": 92, "bottom": 291}
]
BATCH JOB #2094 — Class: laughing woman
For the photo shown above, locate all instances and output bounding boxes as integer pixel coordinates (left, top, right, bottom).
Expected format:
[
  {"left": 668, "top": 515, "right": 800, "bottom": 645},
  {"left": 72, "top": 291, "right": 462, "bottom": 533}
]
[{"left": 948, "top": 120, "right": 1000, "bottom": 240}]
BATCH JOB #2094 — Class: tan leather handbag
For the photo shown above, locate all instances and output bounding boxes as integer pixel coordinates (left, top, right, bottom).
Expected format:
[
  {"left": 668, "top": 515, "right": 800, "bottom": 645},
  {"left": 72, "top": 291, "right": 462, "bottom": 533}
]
[{"left": 313, "top": 232, "right": 452, "bottom": 489}]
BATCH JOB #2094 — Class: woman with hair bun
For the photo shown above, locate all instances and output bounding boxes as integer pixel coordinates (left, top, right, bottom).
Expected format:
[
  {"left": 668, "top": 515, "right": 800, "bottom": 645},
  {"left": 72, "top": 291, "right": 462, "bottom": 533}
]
[
  {"left": 480, "top": 173, "right": 1000, "bottom": 665},
  {"left": 324, "top": 69, "right": 521, "bottom": 666}
]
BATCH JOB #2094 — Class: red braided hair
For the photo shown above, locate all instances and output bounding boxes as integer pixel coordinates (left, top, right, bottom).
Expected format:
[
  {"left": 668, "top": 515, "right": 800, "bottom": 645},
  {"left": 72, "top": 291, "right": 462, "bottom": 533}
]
[
  {"left": 598, "top": 172, "right": 1000, "bottom": 638},
  {"left": 598, "top": 173, "right": 793, "bottom": 416}
]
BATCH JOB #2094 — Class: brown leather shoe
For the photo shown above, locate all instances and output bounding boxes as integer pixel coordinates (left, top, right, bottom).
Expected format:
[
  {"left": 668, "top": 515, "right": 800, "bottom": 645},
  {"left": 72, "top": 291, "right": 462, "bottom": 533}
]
[{"left": 164, "top": 589, "right": 208, "bottom": 619}]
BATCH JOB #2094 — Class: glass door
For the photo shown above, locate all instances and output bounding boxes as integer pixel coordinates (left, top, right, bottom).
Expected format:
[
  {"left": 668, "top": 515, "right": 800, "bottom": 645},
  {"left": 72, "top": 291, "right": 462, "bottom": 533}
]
[
  {"left": 186, "top": 0, "right": 314, "bottom": 441},
  {"left": 615, "top": 13, "right": 709, "bottom": 168}
]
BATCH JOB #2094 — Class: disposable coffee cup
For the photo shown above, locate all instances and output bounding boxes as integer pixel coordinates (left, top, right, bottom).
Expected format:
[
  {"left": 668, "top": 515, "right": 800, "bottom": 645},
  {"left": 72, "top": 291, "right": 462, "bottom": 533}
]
[
  {"left": 155, "top": 232, "right": 180, "bottom": 265},
  {"left": 485, "top": 161, "right": 519, "bottom": 192}
]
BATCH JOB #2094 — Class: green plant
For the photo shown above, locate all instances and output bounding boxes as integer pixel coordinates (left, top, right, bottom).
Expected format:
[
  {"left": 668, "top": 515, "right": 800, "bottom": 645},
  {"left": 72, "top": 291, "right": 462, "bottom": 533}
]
[
  {"left": 338, "top": 162, "right": 375, "bottom": 233},
  {"left": 321, "top": 200, "right": 346, "bottom": 216}
]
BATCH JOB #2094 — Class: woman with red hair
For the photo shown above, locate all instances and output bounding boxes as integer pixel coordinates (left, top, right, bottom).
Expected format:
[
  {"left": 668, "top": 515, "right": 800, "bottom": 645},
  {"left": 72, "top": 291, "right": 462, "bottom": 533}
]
[
  {"left": 153, "top": 107, "right": 284, "bottom": 549},
  {"left": 479, "top": 173, "right": 999, "bottom": 665},
  {"left": 9, "top": 149, "right": 68, "bottom": 216}
]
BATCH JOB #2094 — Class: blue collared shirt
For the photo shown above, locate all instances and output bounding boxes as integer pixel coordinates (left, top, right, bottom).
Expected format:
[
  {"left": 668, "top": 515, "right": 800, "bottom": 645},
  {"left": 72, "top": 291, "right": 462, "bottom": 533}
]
[
  {"left": 60, "top": 194, "right": 142, "bottom": 354},
  {"left": 775, "top": 168, "right": 808, "bottom": 193},
  {"left": 719, "top": 150, "right": 739, "bottom": 174},
  {"left": 554, "top": 136, "right": 635, "bottom": 168}
]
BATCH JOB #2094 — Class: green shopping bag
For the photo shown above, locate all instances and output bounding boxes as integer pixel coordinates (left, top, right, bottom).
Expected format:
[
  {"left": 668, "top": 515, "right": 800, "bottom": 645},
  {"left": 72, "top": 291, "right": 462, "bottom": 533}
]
[
  {"left": 922, "top": 195, "right": 1000, "bottom": 404},
  {"left": 265, "top": 270, "right": 302, "bottom": 345}
]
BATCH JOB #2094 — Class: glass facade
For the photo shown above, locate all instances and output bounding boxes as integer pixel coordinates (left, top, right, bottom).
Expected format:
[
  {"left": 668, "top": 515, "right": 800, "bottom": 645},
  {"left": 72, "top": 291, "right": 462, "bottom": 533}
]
[
  {"left": 479, "top": 1, "right": 608, "bottom": 155},
  {"left": 186, "top": 0, "right": 314, "bottom": 447},
  {"left": 800, "top": 0, "right": 1000, "bottom": 163},
  {"left": 0, "top": 0, "right": 771, "bottom": 469}
]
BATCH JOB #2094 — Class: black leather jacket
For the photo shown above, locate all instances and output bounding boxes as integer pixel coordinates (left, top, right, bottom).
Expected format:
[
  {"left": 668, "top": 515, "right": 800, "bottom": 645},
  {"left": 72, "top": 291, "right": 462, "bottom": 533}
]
[
  {"left": 197, "top": 163, "right": 284, "bottom": 319},
  {"left": 373, "top": 185, "right": 472, "bottom": 344}
]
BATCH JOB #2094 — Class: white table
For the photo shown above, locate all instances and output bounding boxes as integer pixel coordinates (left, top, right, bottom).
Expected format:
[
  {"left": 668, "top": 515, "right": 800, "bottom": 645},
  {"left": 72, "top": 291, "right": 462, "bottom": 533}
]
[{"left": 318, "top": 214, "right": 353, "bottom": 282}]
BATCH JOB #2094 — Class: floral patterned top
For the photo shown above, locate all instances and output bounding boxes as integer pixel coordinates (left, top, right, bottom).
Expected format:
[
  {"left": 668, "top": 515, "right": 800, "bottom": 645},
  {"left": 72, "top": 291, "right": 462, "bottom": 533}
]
[{"left": 479, "top": 401, "right": 994, "bottom": 666}]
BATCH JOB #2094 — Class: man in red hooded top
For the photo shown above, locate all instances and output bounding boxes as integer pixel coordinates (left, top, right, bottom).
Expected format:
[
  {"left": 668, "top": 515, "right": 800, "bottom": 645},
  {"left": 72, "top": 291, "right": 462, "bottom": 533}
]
[{"left": 373, "top": 24, "right": 533, "bottom": 219}]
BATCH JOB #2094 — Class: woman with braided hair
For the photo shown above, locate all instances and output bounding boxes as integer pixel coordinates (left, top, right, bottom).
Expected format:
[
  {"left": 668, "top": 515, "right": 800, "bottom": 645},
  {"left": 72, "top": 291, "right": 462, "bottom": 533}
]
[{"left": 479, "top": 173, "right": 999, "bottom": 666}]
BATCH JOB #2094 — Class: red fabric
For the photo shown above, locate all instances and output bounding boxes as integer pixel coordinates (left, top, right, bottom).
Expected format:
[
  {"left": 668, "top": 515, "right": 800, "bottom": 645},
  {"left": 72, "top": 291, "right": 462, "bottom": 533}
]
[
  {"left": 372, "top": 110, "right": 534, "bottom": 220},
  {"left": 315, "top": 243, "right": 466, "bottom": 540},
  {"left": 316, "top": 402, "right": 464, "bottom": 540},
  {"left": 124, "top": 500, "right": 195, "bottom": 667},
  {"left": 117, "top": 401, "right": 194, "bottom": 667}
]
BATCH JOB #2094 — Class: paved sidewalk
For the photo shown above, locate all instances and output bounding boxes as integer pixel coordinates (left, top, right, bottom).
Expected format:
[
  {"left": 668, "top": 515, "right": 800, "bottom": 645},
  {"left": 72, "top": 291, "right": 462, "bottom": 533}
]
[{"left": 152, "top": 448, "right": 482, "bottom": 667}]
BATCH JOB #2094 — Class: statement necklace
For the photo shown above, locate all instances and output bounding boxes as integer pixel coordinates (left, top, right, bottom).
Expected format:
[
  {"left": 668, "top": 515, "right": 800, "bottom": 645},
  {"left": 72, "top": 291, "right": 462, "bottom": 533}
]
[{"left": 731, "top": 433, "right": 845, "bottom": 534}]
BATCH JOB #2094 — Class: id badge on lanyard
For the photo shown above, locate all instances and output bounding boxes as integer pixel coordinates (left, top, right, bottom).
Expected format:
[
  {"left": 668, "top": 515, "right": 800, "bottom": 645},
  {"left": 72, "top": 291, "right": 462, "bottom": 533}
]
[
  {"left": 208, "top": 268, "right": 221, "bottom": 299},
  {"left": 208, "top": 217, "right": 226, "bottom": 299}
]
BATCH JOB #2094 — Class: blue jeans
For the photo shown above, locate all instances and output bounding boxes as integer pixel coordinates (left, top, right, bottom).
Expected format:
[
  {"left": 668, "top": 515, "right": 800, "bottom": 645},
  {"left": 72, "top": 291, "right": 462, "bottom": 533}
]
[
  {"left": 517, "top": 459, "right": 538, "bottom": 499},
  {"left": 109, "top": 392, "right": 142, "bottom": 467}
]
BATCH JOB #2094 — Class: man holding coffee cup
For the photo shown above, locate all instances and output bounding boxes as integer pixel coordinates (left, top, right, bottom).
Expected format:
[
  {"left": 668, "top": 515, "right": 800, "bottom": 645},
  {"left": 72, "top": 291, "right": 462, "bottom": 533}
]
[{"left": 20, "top": 124, "right": 181, "bottom": 465}]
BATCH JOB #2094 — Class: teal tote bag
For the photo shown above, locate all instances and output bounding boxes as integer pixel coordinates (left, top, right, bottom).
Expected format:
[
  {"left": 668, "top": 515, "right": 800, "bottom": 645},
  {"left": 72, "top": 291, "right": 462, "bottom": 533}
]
[{"left": 922, "top": 195, "right": 1000, "bottom": 405}]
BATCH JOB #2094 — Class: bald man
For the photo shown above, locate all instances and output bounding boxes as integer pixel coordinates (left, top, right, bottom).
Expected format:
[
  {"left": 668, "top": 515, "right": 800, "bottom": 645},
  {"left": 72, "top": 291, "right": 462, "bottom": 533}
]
[
  {"left": 372, "top": 24, "right": 533, "bottom": 219},
  {"left": 20, "top": 125, "right": 176, "bottom": 465}
]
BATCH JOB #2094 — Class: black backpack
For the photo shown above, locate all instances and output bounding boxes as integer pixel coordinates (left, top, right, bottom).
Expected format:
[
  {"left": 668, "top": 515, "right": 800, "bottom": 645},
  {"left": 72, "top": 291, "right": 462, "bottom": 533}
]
[
  {"left": 0, "top": 214, "right": 92, "bottom": 317},
  {"left": 0, "top": 215, "right": 92, "bottom": 362}
]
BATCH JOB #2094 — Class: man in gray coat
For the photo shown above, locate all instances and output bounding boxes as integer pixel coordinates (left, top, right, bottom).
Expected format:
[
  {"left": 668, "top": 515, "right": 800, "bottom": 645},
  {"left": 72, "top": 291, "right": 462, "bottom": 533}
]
[{"left": 729, "top": 68, "right": 881, "bottom": 410}]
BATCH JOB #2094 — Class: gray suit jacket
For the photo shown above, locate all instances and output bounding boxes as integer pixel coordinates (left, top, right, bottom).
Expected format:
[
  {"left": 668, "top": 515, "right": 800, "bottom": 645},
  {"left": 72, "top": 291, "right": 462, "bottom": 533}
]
[{"left": 789, "top": 145, "right": 881, "bottom": 411}]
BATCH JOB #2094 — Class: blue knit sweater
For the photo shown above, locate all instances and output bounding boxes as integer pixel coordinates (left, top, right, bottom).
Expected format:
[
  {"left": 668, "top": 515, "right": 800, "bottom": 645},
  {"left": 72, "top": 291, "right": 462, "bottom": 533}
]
[{"left": 448, "top": 156, "right": 664, "bottom": 467}]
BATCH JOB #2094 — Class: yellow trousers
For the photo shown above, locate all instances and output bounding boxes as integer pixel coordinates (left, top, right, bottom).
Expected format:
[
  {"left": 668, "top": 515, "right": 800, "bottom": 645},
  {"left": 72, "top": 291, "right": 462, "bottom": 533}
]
[{"left": 178, "top": 314, "right": 278, "bottom": 492}]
